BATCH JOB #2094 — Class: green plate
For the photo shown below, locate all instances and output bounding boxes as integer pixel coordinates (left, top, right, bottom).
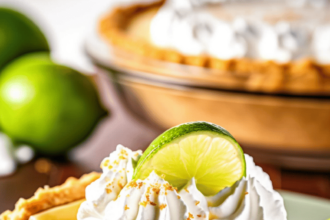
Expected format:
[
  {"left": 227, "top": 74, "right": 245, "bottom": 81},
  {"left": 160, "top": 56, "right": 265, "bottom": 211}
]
[{"left": 279, "top": 190, "right": 330, "bottom": 220}]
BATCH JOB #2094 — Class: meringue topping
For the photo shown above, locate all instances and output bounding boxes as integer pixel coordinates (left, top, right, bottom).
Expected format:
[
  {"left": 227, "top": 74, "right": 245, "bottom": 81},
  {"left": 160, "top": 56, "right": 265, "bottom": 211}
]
[{"left": 150, "top": 0, "right": 330, "bottom": 64}]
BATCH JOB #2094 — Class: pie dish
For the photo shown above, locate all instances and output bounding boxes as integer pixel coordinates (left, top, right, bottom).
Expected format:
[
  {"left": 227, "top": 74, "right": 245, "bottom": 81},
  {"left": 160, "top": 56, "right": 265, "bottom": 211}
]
[
  {"left": 0, "top": 172, "right": 100, "bottom": 220},
  {"left": 99, "top": 0, "right": 330, "bottom": 95}
]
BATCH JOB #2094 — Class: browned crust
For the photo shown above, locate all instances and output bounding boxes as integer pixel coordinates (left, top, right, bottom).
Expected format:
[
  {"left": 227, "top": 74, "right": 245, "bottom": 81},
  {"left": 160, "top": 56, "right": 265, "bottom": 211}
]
[
  {"left": 98, "top": 1, "right": 330, "bottom": 94},
  {"left": 1, "top": 172, "right": 100, "bottom": 220}
]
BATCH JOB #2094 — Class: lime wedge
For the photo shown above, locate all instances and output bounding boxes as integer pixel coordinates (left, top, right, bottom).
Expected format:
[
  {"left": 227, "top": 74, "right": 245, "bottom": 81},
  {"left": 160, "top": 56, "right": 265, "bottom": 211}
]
[
  {"left": 29, "top": 199, "right": 84, "bottom": 220},
  {"left": 133, "top": 122, "right": 246, "bottom": 196}
]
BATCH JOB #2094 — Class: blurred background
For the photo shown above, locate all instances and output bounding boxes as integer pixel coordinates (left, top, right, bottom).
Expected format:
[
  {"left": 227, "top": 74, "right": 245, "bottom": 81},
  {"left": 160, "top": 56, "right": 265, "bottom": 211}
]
[
  {"left": 0, "top": 0, "right": 330, "bottom": 217},
  {"left": 0, "top": 0, "right": 162, "bottom": 211}
]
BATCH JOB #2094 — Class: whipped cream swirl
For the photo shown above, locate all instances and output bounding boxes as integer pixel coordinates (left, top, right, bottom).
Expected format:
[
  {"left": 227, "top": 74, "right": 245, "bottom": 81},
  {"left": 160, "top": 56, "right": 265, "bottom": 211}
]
[
  {"left": 78, "top": 145, "right": 287, "bottom": 220},
  {"left": 105, "top": 171, "right": 188, "bottom": 220},
  {"left": 204, "top": 154, "right": 286, "bottom": 219},
  {"left": 150, "top": 0, "right": 330, "bottom": 64},
  {"left": 77, "top": 145, "right": 142, "bottom": 219}
]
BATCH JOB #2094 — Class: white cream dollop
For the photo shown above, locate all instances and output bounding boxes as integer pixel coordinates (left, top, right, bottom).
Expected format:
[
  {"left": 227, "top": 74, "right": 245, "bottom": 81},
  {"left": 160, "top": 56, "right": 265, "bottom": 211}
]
[
  {"left": 77, "top": 145, "right": 142, "bottom": 220},
  {"left": 78, "top": 146, "right": 287, "bottom": 220},
  {"left": 179, "top": 178, "right": 209, "bottom": 219},
  {"left": 313, "top": 25, "right": 330, "bottom": 64}
]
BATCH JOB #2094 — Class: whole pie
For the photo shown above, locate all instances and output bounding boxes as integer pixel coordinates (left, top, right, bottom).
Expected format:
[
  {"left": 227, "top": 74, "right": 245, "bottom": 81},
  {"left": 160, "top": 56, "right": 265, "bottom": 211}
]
[{"left": 99, "top": 0, "right": 330, "bottom": 95}]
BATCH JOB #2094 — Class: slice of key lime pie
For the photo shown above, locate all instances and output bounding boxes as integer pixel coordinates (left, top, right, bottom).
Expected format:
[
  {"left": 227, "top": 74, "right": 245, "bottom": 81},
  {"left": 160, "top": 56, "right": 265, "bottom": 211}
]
[{"left": 1, "top": 122, "right": 287, "bottom": 220}]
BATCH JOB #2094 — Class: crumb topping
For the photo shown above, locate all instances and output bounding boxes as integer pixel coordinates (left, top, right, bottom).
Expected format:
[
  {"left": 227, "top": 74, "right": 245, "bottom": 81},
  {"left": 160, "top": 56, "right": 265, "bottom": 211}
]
[
  {"left": 120, "top": 149, "right": 129, "bottom": 157},
  {"left": 187, "top": 212, "right": 194, "bottom": 220},
  {"left": 118, "top": 182, "right": 124, "bottom": 189},
  {"left": 139, "top": 201, "right": 148, "bottom": 207},
  {"left": 100, "top": 159, "right": 110, "bottom": 169},
  {"left": 126, "top": 180, "right": 138, "bottom": 188},
  {"left": 159, "top": 204, "right": 167, "bottom": 210},
  {"left": 163, "top": 182, "right": 178, "bottom": 192},
  {"left": 119, "top": 155, "right": 127, "bottom": 160}
]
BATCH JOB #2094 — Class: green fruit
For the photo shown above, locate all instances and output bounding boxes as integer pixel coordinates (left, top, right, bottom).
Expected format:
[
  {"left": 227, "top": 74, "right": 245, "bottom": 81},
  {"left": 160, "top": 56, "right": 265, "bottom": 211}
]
[
  {"left": 0, "top": 52, "right": 107, "bottom": 155},
  {"left": 0, "top": 7, "right": 49, "bottom": 70},
  {"left": 133, "top": 121, "right": 246, "bottom": 196}
]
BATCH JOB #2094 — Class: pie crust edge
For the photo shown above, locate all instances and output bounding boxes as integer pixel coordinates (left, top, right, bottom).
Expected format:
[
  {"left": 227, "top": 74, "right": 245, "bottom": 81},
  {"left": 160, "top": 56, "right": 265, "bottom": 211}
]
[{"left": 0, "top": 172, "right": 101, "bottom": 220}]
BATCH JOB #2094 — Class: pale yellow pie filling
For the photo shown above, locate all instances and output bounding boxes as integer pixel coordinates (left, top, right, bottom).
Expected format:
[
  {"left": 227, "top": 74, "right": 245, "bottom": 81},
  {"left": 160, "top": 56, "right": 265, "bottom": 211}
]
[{"left": 29, "top": 199, "right": 84, "bottom": 220}]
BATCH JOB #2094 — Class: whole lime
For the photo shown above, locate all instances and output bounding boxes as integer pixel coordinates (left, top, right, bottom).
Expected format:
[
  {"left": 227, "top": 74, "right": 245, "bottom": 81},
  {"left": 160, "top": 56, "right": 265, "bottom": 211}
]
[
  {"left": 0, "top": 7, "right": 49, "bottom": 70},
  {"left": 0, "top": 53, "right": 107, "bottom": 155}
]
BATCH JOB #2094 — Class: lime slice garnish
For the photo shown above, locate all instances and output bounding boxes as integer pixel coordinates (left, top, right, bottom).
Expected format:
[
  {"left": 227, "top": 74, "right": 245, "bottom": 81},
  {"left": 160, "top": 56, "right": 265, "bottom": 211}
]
[{"left": 133, "top": 122, "right": 246, "bottom": 196}]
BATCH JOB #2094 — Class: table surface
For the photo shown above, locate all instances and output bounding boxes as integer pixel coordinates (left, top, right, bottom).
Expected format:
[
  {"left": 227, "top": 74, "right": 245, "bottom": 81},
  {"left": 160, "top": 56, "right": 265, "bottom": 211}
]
[{"left": 1, "top": 72, "right": 330, "bottom": 213}]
